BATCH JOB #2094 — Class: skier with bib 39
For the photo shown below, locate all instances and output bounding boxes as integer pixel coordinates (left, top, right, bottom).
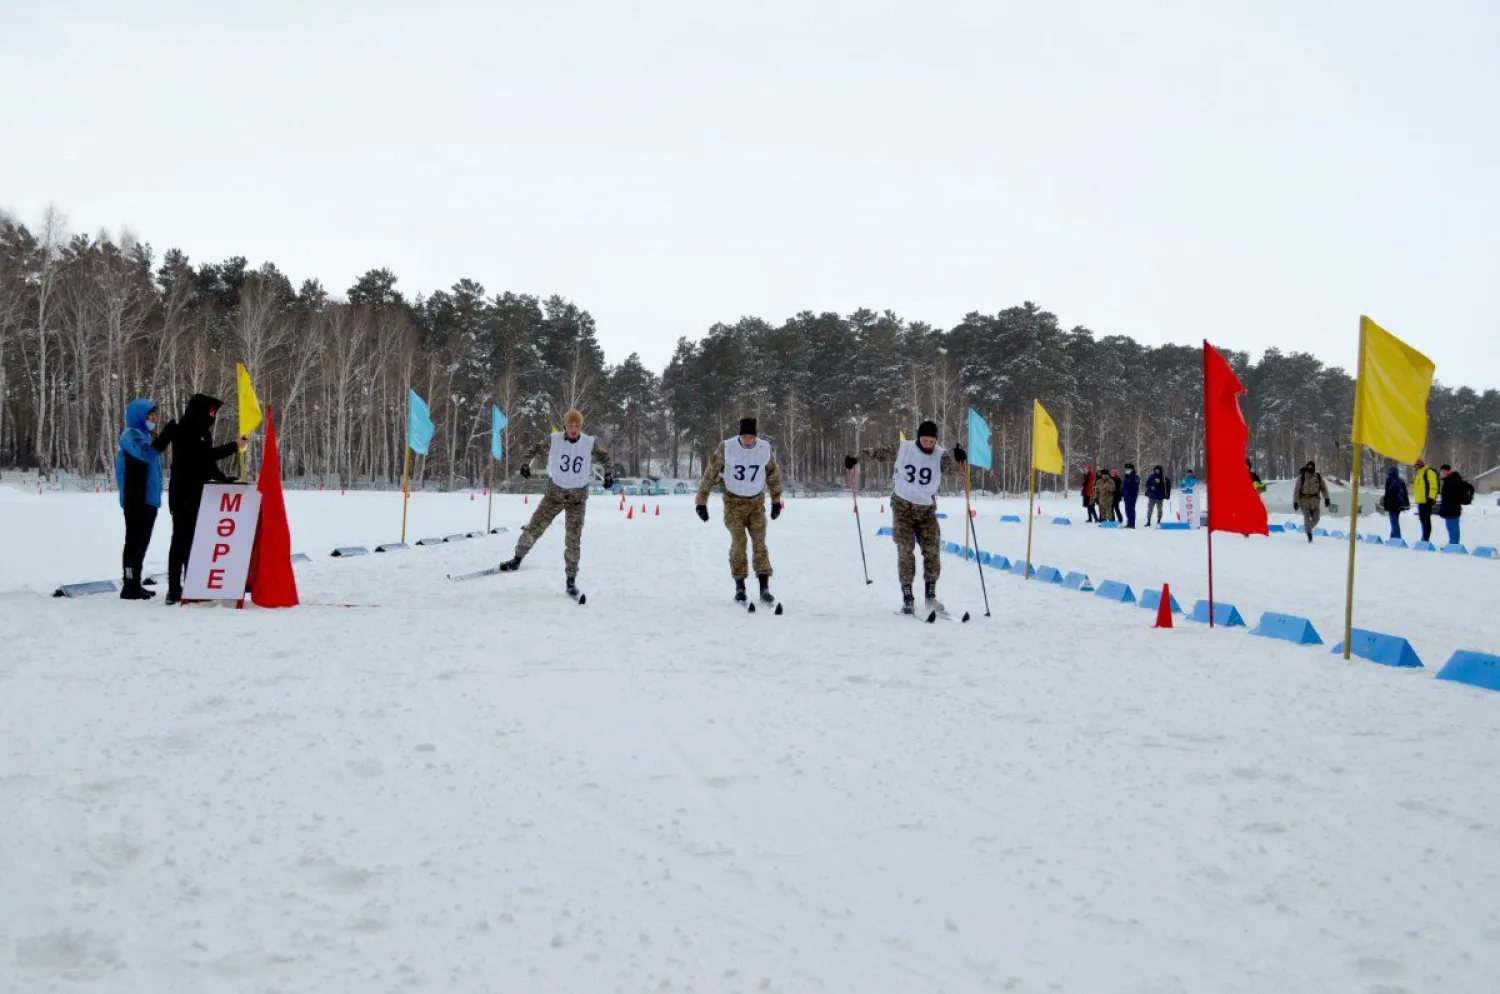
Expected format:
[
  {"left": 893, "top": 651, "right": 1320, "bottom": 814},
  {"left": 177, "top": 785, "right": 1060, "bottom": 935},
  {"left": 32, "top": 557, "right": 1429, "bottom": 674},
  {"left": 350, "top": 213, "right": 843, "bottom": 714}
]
[
  {"left": 845, "top": 419, "right": 966, "bottom": 616},
  {"left": 497, "top": 409, "right": 612, "bottom": 599},
  {"left": 694, "top": 417, "right": 784, "bottom": 606}
]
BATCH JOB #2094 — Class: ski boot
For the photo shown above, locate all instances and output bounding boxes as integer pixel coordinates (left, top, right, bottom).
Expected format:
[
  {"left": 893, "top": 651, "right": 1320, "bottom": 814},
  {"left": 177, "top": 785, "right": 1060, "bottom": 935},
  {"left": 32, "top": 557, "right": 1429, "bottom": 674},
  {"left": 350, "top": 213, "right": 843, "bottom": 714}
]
[
  {"left": 756, "top": 573, "right": 775, "bottom": 605},
  {"left": 565, "top": 573, "right": 580, "bottom": 598},
  {"left": 734, "top": 577, "right": 748, "bottom": 603},
  {"left": 924, "top": 581, "right": 945, "bottom": 616},
  {"left": 498, "top": 554, "right": 524, "bottom": 572},
  {"left": 900, "top": 583, "right": 915, "bottom": 615}
]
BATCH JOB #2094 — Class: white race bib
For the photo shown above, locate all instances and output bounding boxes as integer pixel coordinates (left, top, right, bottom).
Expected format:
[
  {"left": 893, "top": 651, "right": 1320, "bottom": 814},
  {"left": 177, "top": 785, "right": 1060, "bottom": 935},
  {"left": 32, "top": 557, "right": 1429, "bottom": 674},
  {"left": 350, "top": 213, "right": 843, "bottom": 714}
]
[
  {"left": 892, "top": 439, "right": 944, "bottom": 506},
  {"left": 722, "top": 438, "right": 772, "bottom": 497},
  {"left": 548, "top": 433, "right": 594, "bottom": 489}
]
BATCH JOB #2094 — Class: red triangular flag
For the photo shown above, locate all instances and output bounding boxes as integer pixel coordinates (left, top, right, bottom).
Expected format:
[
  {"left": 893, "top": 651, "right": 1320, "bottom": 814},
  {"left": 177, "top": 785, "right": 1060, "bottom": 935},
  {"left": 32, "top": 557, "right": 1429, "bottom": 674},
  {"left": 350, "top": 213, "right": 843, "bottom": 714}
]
[
  {"left": 1203, "top": 343, "right": 1269, "bottom": 537},
  {"left": 249, "top": 406, "right": 300, "bottom": 607}
]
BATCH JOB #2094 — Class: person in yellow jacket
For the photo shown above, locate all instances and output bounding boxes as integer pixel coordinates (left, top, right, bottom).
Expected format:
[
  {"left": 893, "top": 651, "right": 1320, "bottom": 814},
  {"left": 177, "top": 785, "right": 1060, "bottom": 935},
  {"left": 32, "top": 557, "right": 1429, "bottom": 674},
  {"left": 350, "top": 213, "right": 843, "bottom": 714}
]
[{"left": 1413, "top": 458, "right": 1440, "bottom": 544}]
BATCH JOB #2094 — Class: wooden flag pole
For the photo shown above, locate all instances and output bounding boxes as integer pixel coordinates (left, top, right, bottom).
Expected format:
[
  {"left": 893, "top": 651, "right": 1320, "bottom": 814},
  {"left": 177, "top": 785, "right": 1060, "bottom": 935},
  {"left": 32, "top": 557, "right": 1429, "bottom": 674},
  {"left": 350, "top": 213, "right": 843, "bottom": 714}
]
[
  {"left": 1202, "top": 342, "right": 1216, "bottom": 627},
  {"left": 400, "top": 444, "right": 412, "bottom": 544},
  {"left": 1342, "top": 444, "right": 1363, "bottom": 660},
  {"left": 1026, "top": 469, "right": 1037, "bottom": 575},
  {"left": 486, "top": 459, "right": 494, "bottom": 534}
]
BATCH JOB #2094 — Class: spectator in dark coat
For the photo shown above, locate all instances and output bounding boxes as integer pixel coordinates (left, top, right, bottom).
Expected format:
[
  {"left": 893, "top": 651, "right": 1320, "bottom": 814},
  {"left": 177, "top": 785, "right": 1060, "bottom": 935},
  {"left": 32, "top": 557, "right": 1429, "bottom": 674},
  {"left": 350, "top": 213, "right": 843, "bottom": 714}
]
[
  {"left": 115, "top": 398, "right": 175, "bottom": 600},
  {"left": 1121, "top": 463, "right": 1141, "bottom": 528},
  {"left": 1437, "top": 465, "right": 1472, "bottom": 546},
  {"left": 1110, "top": 469, "right": 1124, "bottom": 521},
  {"left": 1381, "top": 466, "right": 1409, "bottom": 540},
  {"left": 1143, "top": 465, "right": 1170, "bottom": 527},
  {"left": 166, "top": 393, "right": 247, "bottom": 603}
]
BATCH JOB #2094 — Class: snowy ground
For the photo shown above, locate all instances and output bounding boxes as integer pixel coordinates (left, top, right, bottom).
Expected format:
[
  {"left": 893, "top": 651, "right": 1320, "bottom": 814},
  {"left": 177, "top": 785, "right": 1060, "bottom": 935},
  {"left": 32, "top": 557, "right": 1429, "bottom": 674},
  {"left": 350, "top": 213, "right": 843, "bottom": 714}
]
[{"left": 2, "top": 485, "right": 1499, "bottom": 993}]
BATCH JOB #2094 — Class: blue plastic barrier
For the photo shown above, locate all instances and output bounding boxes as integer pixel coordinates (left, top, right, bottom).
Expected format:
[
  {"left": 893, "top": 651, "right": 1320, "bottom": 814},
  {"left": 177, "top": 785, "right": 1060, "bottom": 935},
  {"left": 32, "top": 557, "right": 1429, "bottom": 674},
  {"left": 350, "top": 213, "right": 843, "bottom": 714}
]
[
  {"left": 52, "top": 579, "right": 118, "bottom": 598},
  {"left": 1267, "top": 524, "right": 1286, "bottom": 533},
  {"left": 466, "top": 531, "right": 487, "bottom": 539},
  {"left": 1250, "top": 612, "right": 1323, "bottom": 646},
  {"left": 1009, "top": 559, "right": 1035, "bottom": 578},
  {"left": 1052, "top": 516, "right": 1072, "bottom": 525},
  {"left": 875, "top": 526, "right": 893, "bottom": 537},
  {"left": 936, "top": 513, "right": 949, "bottom": 519},
  {"left": 1329, "top": 530, "right": 1346, "bottom": 539},
  {"left": 1188, "top": 600, "right": 1246, "bottom": 627},
  {"left": 1138, "top": 588, "right": 1183, "bottom": 614},
  {"left": 978, "top": 551, "right": 992, "bottom": 565},
  {"left": 1386, "top": 538, "right": 1409, "bottom": 549},
  {"left": 490, "top": 526, "right": 510, "bottom": 535},
  {"left": 1413, "top": 541, "right": 1436, "bottom": 551},
  {"left": 1099, "top": 521, "right": 1121, "bottom": 530},
  {"left": 375, "top": 542, "right": 409, "bottom": 552},
  {"left": 1332, "top": 629, "right": 1423, "bottom": 668},
  {"left": 291, "top": 553, "right": 312, "bottom": 564},
  {"left": 1000, "top": 514, "right": 1022, "bottom": 522},
  {"left": 416, "top": 537, "right": 446, "bottom": 546},
  {"left": 1283, "top": 522, "right": 1300, "bottom": 531},
  {"left": 943, "top": 541, "right": 960, "bottom": 554},
  {"left": 1094, "top": 580, "right": 1136, "bottom": 604},
  {"left": 1061, "top": 571, "right": 1093, "bottom": 592},
  {"left": 1159, "top": 522, "right": 1191, "bottom": 531},
  {"left": 987, "top": 554, "right": 1012, "bottom": 572},
  {"left": 1442, "top": 544, "right": 1468, "bottom": 555},
  {"left": 444, "top": 534, "right": 468, "bottom": 543},
  {"left": 1474, "top": 546, "right": 1499, "bottom": 559},
  {"left": 331, "top": 547, "right": 370, "bottom": 557},
  {"left": 1436, "top": 651, "right": 1500, "bottom": 692},
  {"left": 1363, "top": 535, "right": 1384, "bottom": 545},
  {"left": 1313, "top": 528, "right": 1330, "bottom": 537},
  {"left": 1034, "top": 565, "right": 1064, "bottom": 584}
]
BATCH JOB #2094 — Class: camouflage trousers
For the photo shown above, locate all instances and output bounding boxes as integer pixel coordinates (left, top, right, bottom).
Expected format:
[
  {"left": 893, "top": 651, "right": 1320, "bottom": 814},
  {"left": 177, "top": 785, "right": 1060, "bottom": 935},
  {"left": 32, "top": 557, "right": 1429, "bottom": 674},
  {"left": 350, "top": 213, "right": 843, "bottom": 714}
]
[
  {"left": 514, "top": 482, "right": 589, "bottom": 576},
  {"left": 891, "top": 495, "right": 942, "bottom": 585},
  {"left": 723, "top": 494, "right": 772, "bottom": 578},
  {"left": 1300, "top": 503, "right": 1322, "bottom": 534},
  {"left": 1146, "top": 498, "right": 1164, "bottom": 525}
]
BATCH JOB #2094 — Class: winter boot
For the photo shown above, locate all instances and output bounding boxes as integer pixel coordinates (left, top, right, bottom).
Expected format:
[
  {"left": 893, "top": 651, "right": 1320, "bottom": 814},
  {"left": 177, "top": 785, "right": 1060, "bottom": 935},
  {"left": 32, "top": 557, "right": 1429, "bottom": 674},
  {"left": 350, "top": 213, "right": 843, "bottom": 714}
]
[
  {"left": 900, "top": 583, "right": 915, "bottom": 615},
  {"left": 1306, "top": 529, "right": 1313, "bottom": 544},
  {"left": 924, "top": 581, "right": 944, "bottom": 613},
  {"left": 498, "top": 554, "right": 524, "bottom": 572},
  {"left": 120, "top": 568, "right": 146, "bottom": 601},
  {"left": 565, "top": 573, "right": 579, "bottom": 597},
  {"left": 757, "top": 573, "right": 775, "bottom": 605},
  {"left": 734, "top": 577, "right": 748, "bottom": 603}
]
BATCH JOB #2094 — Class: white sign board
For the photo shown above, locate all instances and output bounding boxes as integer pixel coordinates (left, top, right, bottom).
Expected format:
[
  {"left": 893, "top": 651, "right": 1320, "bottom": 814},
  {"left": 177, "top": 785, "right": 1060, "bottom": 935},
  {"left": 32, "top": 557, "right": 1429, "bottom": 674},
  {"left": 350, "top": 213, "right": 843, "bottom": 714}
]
[
  {"left": 183, "top": 484, "right": 262, "bottom": 602},
  {"left": 1177, "top": 476, "right": 1201, "bottom": 528}
]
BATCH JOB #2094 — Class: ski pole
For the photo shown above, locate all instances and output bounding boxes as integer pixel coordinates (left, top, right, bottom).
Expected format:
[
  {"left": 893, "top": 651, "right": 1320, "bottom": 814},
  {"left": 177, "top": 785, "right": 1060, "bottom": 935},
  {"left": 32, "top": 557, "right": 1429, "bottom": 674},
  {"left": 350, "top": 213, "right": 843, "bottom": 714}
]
[
  {"left": 965, "top": 466, "right": 992, "bottom": 617},
  {"left": 849, "top": 467, "right": 874, "bottom": 585}
]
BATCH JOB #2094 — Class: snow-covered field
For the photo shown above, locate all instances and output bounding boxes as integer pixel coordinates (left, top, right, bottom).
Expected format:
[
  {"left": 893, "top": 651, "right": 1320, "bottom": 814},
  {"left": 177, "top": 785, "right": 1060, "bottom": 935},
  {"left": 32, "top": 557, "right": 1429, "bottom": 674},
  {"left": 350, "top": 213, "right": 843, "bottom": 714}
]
[{"left": 2, "top": 484, "right": 1499, "bottom": 993}]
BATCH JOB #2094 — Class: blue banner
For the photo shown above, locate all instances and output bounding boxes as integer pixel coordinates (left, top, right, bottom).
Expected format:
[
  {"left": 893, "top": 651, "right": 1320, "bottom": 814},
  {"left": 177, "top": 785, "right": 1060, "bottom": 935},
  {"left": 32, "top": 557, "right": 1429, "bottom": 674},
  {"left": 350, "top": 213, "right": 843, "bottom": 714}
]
[
  {"left": 491, "top": 405, "right": 507, "bottom": 461},
  {"left": 407, "top": 389, "right": 435, "bottom": 456},
  {"left": 966, "top": 408, "right": 992, "bottom": 469}
]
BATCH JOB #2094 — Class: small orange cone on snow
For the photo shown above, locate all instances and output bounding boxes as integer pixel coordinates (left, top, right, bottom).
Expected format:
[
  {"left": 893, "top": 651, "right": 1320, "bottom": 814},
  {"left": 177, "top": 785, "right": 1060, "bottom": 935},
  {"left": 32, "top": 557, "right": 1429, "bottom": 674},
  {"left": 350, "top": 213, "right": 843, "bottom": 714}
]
[
  {"left": 470, "top": 492, "right": 475, "bottom": 501},
  {"left": 1153, "top": 583, "right": 1175, "bottom": 629},
  {"left": 655, "top": 504, "right": 660, "bottom": 516},
  {"left": 880, "top": 503, "right": 885, "bottom": 514},
  {"left": 627, "top": 505, "right": 635, "bottom": 520}
]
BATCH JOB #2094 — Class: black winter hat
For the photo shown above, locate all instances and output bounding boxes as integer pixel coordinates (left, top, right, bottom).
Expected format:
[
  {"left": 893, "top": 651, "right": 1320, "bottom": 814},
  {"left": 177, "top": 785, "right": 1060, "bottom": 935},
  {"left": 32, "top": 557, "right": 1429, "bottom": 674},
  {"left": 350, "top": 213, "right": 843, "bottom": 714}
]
[
  {"left": 917, "top": 420, "right": 938, "bottom": 440},
  {"left": 738, "top": 417, "right": 757, "bottom": 437}
]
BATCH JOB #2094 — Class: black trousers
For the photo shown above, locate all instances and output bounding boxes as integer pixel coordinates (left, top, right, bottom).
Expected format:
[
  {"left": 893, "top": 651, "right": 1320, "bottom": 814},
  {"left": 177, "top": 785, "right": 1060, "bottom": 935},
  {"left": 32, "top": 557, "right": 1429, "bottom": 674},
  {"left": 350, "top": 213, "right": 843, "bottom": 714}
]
[
  {"left": 168, "top": 498, "right": 201, "bottom": 592},
  {"left": 1418, "top": 502, "right": 1435, "bottom": 543},
  {"left": 122, "top": 505, "right": 158, "bottom": 579}
]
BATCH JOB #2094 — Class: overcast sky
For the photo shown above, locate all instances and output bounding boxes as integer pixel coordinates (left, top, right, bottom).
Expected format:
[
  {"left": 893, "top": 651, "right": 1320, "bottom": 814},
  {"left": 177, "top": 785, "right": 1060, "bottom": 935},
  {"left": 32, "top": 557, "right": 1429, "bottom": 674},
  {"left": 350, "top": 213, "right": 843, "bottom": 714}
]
[{"left": 3, "top": 0, "right": 1497, "bottom": 389}]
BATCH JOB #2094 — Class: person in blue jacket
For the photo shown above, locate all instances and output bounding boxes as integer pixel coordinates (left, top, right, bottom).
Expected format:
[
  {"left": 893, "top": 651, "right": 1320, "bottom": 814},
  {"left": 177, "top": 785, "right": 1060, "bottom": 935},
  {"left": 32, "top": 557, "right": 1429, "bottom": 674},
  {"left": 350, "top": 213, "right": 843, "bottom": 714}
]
[
  {"left": 115, "top": 398, "right": 176, "bottom": 600},
  {"left": 1121, "top": 463, "right": 1141, "bottom": 528}
]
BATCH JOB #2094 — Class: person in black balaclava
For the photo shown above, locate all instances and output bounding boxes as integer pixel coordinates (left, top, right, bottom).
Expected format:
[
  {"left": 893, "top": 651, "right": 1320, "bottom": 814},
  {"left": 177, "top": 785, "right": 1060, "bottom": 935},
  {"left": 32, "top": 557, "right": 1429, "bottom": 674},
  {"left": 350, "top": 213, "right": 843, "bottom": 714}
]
[{"left": 166, "top": 393, "right": 248, "bottom": 603}]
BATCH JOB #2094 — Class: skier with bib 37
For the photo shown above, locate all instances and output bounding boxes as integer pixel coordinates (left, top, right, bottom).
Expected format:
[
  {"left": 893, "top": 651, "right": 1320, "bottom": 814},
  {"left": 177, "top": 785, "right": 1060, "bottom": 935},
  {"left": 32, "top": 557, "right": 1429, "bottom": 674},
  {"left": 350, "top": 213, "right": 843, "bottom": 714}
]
[
  {"left": 695, "top": 417, "right": 784, "bottom": 606},
  {"left": 497, "top": 409, "right": 612, "bottom": 600},
  {"left": 845, "top": 419, "right": 966, "bottom": 616}
]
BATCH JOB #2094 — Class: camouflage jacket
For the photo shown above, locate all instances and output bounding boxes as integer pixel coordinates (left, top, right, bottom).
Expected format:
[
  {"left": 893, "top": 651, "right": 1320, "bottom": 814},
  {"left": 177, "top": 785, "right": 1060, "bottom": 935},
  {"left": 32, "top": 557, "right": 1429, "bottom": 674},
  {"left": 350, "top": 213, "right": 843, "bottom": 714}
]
[
  {"left": 695, "top": 445, "right": 784, "bottom": 504},
  {"left": 1094, "top": 474, "right": 1117, "bottom": 503},
  {"left": 860, "top": 444, "right": 959, "bottom": 476},
  {"left": 1294, "top": 470, "right": 1329, "bottom": 509},
  {"left": 517, "top": 435, "right": 613, "bottom": 485}
]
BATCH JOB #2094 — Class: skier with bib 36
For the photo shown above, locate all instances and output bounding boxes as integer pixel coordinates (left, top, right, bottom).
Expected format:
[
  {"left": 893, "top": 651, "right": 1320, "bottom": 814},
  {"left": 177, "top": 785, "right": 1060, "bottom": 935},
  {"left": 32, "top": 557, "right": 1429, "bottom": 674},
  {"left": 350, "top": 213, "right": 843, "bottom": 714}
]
[
  {"left": 695, "top": 417, "right": 784, "bottom": 606},
  {"left": 497, "top": 409, "right": 612, "bottom": 600},
  {"left": 845, "top": 419, "right": 966, "bottom": 616}
]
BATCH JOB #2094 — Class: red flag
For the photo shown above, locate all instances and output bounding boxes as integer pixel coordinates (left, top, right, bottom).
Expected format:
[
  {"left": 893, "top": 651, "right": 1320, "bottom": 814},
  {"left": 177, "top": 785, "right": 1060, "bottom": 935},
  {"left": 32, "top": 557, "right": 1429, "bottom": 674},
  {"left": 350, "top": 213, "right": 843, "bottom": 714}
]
[
  {"left": 1203, "top": 342, "right": 1269, "bottom": 536},
  {"left": 249, "top": 406, "right": 300, "bottom": 607}
]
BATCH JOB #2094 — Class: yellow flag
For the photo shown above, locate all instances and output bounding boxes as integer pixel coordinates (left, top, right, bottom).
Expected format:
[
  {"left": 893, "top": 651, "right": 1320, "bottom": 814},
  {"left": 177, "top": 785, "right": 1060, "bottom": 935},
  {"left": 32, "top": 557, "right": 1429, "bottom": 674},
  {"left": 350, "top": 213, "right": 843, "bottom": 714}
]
[
  {"left": 899, "top": 430, "right": 907, "bottom": 441},
  {"left": 236, "top": 363, "right": 263, "bottom": 436},
  {"left": 1032, "top": 400, "right": 1063, "bottom": 474},
  {"left": 1352, "top": 316, "right": 1434, "bottom": 463}
]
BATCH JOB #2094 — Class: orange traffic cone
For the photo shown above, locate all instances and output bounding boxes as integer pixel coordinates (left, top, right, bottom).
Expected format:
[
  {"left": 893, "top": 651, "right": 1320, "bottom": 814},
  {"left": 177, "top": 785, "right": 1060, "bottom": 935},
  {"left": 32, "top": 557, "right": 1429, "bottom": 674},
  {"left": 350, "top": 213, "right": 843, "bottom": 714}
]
[
  {"left": 654, "top": 505, "right": 660, "bottom": 516},
  {"left": 880, "top": 503, "right": 885, "bottom": 514},
  {"left": 470, "top": 492, "right": 475, "bottom": 501},
  {"left": 641, "top": 503, "right": 647, "bottom": 514},
  {"left": 627, "top": 505, "right": 635, "bottom": 520},
  {"left": 1153, "top": 583, "right": 1175, "bottom": 629}
]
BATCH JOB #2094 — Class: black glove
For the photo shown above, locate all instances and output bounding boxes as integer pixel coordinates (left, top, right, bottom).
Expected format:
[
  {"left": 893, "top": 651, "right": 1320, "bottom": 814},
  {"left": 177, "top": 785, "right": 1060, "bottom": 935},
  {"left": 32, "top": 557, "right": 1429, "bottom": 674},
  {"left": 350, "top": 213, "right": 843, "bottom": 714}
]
[
  {"left": 519, "top": 464, "right": 531, "bottom": 478},
  {"left": 1324, "top": 498, "right": 1331, "bottom": 508},
  {"left": 696, "top": 504, "right": 709, "bottom": 522},
  {"left": 771, "top": 501, "right": 782, "bottom": 520},
  {"left": 602, "top": 474, "right": 613, "bottom": 490},
  {"left": 844, "top": 455, "right": 858, "bottom": 470},
  {"left": 953, "top": 444, "right": 967, "bottom": 464}
]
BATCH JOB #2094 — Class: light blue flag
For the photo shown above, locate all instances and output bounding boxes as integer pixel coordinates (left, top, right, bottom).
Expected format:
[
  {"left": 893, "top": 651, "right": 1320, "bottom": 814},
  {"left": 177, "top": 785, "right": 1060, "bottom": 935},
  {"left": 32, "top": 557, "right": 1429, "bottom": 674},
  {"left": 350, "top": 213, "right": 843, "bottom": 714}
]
[
  {"left": 407, "top": 389, "right": 435, "bottom": 456},
  {"left": 966, "top": 408, "right": 993, "bottom": 470},
  {"left": 490, "top": 405, "right": 507, "bottom": 461}
]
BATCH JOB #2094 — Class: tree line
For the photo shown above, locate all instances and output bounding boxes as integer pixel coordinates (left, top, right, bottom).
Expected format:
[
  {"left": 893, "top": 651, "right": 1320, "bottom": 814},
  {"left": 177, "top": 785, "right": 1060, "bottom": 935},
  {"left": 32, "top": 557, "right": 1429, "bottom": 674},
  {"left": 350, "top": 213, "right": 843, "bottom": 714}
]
[{"left": 3, "top": 207, "right": 1497, "bottom": 492}]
